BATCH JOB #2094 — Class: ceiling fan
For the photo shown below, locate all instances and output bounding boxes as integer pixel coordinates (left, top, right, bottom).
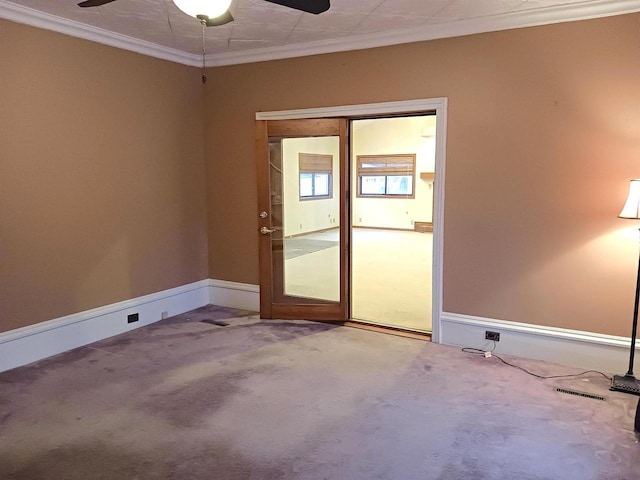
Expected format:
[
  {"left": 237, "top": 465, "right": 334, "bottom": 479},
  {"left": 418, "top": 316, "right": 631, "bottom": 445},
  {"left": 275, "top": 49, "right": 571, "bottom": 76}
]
[{"left": 78, "top": 0, "right": 331, "bottom": 27}]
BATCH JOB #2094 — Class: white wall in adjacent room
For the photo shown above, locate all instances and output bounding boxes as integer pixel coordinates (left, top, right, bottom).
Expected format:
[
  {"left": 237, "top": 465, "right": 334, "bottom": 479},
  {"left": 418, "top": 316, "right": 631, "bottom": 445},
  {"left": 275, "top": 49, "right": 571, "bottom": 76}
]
[{"left": 352, "top": 116, "right": 436, "bottom": 229}]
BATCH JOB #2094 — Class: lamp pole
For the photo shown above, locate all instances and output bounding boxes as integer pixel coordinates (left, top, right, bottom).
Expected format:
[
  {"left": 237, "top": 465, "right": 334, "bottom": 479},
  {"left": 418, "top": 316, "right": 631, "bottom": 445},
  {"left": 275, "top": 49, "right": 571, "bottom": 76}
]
[
  {"left": 625, "top": 229, "right": 640, "bottom": 377},
  {"left": 611, "top": 180, "right": 640, "bottom": 395}
]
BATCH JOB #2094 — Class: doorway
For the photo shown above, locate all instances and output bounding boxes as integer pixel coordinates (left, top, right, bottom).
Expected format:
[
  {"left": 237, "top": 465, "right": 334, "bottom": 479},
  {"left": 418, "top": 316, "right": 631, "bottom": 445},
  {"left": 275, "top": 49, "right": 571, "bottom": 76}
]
[
  {"left": 351, "top": 115, "right": 436, "bottom": 333},
  {"left": 256, "top": 99, "right": 447, "bottom": 341}
]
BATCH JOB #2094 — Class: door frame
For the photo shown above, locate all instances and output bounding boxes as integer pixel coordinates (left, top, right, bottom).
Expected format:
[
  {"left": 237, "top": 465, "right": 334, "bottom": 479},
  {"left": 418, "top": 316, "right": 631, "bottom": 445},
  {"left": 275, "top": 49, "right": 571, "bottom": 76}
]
[{"left": 256, "top": 98, "right": 448, "bottom": 343}]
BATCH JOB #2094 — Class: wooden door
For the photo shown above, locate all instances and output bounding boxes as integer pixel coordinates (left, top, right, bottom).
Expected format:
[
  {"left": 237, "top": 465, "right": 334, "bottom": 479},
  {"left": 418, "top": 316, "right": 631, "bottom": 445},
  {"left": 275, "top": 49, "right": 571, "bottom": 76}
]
[{"left": 256, "top": 118, "right": 349, "bottom": 320}]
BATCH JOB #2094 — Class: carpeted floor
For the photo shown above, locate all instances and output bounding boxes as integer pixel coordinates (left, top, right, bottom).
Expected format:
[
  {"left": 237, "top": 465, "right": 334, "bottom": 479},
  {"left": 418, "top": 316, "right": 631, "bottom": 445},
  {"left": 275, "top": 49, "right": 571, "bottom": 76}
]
[
  {"left": 1, "top": 305, "right": 639, "bottom": 479},
  {"left": 284, "top": 237, "right": 338, "bottom": 260},
  {"left": 283, "top": 229, "right": 433, "bottom": 332}
]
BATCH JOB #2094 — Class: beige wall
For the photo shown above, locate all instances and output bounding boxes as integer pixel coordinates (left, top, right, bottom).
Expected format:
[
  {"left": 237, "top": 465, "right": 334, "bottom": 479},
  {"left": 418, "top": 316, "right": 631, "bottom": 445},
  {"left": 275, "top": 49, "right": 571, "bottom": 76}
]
[
  {"left": 0, "top": 21, "right": 209, "bottom": 333},
  {"left": 3, "top": 14, "right": 640, "bottom": 338},
  {"left": 205, "top": 13, "right": 640, "bottom": 337}
]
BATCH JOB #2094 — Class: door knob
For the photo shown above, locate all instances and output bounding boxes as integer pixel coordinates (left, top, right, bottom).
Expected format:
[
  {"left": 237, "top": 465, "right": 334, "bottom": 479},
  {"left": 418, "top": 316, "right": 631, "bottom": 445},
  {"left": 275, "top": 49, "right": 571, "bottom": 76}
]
[
  {"left": 260, "top": 226, "right": 276, "bottom": 234},
  {"left": 259, "top": 211, "right": 268, "bottom": 218}
]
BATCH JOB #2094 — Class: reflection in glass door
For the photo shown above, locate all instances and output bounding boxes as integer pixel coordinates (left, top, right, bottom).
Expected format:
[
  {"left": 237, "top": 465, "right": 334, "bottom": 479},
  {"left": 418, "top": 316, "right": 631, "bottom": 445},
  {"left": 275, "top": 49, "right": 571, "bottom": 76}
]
[{"left": 272, "top": 137, "right": 341, "bottom": 302}]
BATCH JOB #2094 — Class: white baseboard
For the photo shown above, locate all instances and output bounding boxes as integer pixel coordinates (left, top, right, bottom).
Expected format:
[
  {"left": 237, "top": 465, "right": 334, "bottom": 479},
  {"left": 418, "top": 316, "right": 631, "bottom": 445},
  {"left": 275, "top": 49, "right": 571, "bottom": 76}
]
[
  {"left": 0, "top": 280, "right": 210, "bottom": 373},
  {"left": 440, "top": 312, "right": 635, "bottom": 373},
  {"left": 208, "top": 279, "right": 260, "bottom": 312},
  {"left": 6, "top": 282, "right": 629, "bottom": 375}
]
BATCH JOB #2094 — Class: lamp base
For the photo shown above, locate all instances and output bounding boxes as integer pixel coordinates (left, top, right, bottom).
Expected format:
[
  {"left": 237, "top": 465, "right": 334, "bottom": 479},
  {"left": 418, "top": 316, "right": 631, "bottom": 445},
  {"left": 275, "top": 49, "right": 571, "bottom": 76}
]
[{"left": 610, "top": 374, "right": 640, "bottom": 396}]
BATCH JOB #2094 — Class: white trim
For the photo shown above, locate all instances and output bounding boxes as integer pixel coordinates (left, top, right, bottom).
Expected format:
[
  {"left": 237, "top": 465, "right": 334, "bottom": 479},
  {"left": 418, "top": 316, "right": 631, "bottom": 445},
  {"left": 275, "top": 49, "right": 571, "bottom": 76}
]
[
  {"left": 256, "top": 98, "right": 447, "bottom": 120},
  {"left": 0, "top": 280, "right": 210, "bottom": 372},
  {"left": 431, "top": 102, "right": 447, "bottom": 344},
  {"left": 207, "top": 0, "right": 640, "bottom": 66},
  {"left": 441, "top": 312, "right": 635, "bottom": 373},
  {"left": 2, "top": 1, "right": 639, "bottom": 67},
  {"left": 0, "top": 2, "right": 200, "bottom": 67},
  {"left": 256, "top": 98, "right": 446, "bottom": 338},
  {"left": 208, "top": 279, "right": 260, "bottom": 312},
  {"left": 5, "top": 279, "right": 631, "bottom": 375}
]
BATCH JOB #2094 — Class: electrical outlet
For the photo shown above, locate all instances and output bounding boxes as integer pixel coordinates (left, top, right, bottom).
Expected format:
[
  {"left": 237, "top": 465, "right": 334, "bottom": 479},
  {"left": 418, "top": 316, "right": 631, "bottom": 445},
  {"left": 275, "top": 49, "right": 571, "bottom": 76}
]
[
  {"left": 485, "top": 331, "right": 500, "bottom": 341},
  {"left": 127, "top": 313, "right": 139, "bottom": 324},
  {"left": 161, "top": 311, "right": 169, "bottom": 320}
]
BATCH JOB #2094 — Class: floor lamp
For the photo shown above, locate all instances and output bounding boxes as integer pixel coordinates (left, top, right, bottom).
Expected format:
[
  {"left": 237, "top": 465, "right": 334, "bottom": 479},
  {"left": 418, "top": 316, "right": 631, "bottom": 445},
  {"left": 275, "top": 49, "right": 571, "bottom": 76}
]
[{"left": 611, "top": 179, "right": 640, "bottom": 395}]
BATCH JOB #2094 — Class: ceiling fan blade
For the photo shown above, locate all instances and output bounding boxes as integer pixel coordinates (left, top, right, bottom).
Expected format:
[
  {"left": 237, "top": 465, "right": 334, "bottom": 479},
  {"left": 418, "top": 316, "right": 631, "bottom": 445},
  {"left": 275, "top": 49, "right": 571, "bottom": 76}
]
[
  {"left": 263, "top": 0, "right": 330, "bottom": 15},
  {"left": 78, "top": 0, "right": 117, "bottom": 7},
  {"left": 204, "top": 11, "right": 234, "bottom": 27}
]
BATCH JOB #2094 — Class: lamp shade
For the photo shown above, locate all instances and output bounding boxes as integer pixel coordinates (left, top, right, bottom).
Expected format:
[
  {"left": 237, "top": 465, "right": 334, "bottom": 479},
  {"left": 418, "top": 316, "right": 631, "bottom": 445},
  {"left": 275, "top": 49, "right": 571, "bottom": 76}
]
[
  {"left": 173, "top": 0, "right": 232, "bottom": 19},
  {"left": 619, "top": 179, "right": 640, "bottom": 219}
]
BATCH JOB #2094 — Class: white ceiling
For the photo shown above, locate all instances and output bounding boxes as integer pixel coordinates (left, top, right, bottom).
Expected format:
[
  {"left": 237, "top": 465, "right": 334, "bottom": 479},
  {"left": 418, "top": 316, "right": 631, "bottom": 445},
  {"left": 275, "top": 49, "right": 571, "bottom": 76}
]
[{"left": 1, "top": 0, "right": 639, "bottom": 66}]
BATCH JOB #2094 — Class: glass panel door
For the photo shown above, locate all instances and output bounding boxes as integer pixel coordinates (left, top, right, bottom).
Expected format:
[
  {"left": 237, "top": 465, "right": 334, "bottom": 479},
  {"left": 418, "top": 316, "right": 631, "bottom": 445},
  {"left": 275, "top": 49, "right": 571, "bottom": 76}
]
[{"left": 257, "top": 118, "right": 348, "bottom": 321}]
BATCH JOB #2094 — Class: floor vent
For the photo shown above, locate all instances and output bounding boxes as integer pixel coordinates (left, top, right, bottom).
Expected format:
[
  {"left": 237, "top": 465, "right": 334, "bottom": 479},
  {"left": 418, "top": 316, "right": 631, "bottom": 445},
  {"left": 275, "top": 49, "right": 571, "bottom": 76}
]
[
  {"left": 200, "top": 319, "right": 229, "bottom": 327},
  {"left": 555, "top": 387, "right": 607, "bottom": 402}
]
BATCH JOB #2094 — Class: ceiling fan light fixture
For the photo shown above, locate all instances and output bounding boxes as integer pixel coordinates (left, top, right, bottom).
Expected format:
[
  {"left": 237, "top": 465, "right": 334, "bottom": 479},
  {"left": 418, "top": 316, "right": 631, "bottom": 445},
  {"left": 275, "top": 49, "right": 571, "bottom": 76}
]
[{"left": 173, "top": 0, "right": 233, "bottom": 20}]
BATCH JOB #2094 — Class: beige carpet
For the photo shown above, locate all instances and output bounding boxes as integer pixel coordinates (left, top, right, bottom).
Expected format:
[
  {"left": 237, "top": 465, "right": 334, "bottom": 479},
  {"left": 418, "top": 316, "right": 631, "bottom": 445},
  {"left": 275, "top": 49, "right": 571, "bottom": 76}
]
[{"left": 284, "top": 228, "right": 432, "bottom": 332}]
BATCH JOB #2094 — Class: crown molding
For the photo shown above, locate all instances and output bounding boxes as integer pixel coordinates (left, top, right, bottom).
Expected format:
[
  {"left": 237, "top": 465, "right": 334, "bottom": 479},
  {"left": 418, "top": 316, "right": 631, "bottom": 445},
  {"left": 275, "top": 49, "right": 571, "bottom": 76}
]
[
  {"left": 206, "top": 0, "right": 640, "bottom": 66},
  {"left": 0, "top": 2, "right": 201, "bottom": 66},
  {"left": 2, "top": 0, "right": 640, "bottom": 68}
]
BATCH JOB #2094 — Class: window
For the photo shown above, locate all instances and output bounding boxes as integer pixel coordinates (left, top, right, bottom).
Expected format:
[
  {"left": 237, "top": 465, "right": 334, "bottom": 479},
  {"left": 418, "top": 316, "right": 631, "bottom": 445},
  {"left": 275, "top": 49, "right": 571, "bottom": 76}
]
[
  {"left": 356, "top": 154, "right": 416, "bottom": 198},
  {"left": 299, "top": 153, "right": 333, "bottom": 200}
]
